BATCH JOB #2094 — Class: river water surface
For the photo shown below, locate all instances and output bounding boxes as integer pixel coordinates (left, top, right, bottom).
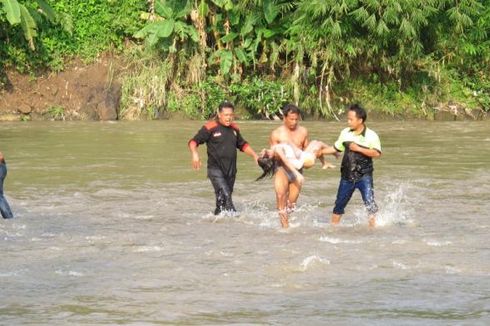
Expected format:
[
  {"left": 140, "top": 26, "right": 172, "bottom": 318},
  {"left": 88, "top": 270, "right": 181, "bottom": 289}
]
[{"left": 1, "top": 120, "right": 489, "bottom": 325}]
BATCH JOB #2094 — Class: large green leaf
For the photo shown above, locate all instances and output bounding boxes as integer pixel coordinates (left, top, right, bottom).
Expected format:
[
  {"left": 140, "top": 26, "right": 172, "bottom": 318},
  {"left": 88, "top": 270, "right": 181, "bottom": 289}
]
[
  {"left": 175, "top": 1, "right": 192, "bottom": 19},
  {"left": 220, "top": 32, "right": 238, "bottom": 43},
  {"left": 263, "top": 0, "right": 279, "bottom": 24},
  {"left": 211, "top": 0, "right": 233, "bottom": 11},
  {"left": 234, "top": 48, "right": 249, "bottom": 65},
  {"left": 156, "top": 19, "right": 175, "bottom": 38},
  {"left": 2, "top": 0, "right": 21, "bottom": 25},
  {"left": 19, "top": 4, "right": 37, "bottom": 50},
  {"left": 198, "top": 0, "right": 208, "bottom": 17},
  {"left": 134, "top": 24, "right": 156, "bottom": 39},
  {"left": 148, "top": 33, "right": 159, "bottom": 47},
  {"left": 36, "top": 0, "right": 57, "bottom": 23},
  {"left": 155, "top": 0, "right": 173, "bottom": 18},
  {"left": 220, "top": 49, "right": 233, "bottom": 74},
  {"left": 186, "top": 25, "right": 199, "bottom": 43},
  {"left": 174, "top": 21, "right": 198, "bottom": 42},
  {"left": 257, "top": 28, "right": 276, "bottom": 39},
  {"left": 240, "top": 15, "right": 256, "bottom": 36}
]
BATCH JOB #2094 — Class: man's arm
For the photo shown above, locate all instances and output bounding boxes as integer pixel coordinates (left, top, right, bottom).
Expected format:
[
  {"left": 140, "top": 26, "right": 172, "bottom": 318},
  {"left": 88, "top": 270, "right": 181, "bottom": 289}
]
[
  {"left": 301, "top": 127, "right": 309, "bottom": 150},
  {"left": 188, "top": 126, "right": 211, "bottom": 170},
  {"left": 242, "top": 144, "right": 259, "bottom": 164},
  {"left": 269, "top": 129, "right": 280, "bottom": 146},
  {"left": 188, "top": 140, "right": 202, "bottom": 170},
  {"left": 273, "top": 146, "right": 304, "bottom": 182},
  {"left": 348, "top": 143, "right": 381, "bottom": 158}
]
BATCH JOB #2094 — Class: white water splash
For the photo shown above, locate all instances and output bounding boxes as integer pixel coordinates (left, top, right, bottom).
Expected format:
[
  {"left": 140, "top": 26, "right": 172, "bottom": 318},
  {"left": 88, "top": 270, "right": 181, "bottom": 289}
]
[
  {"left": 299, "top": 255, "right": 330, "bottom": 271},
  {"left": 425, "top": 239, "right": 452, "bottom": 247},
  {"left": 319, "top": 236, "right": 362, "bottom": 244},
  {"left": 132, "top": 246, "right": 164, "bottom": 253},
  {"left": 445, "top": 265, "right": 461, "bottom": 274},
  {"left": 393, "top": 261, "right": 410, "bottom": 270},
  {"left": 55, "top": 270, "right": 84, "bottom": 277},
  {"left": 376, "top": 182, "right": 414, "bottom": 227}
]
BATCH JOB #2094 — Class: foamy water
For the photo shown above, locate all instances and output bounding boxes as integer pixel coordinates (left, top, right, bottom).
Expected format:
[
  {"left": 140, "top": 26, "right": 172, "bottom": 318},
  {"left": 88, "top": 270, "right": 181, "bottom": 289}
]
[{"left": 1, "top": 121, "right": 489, "bottom": 324}]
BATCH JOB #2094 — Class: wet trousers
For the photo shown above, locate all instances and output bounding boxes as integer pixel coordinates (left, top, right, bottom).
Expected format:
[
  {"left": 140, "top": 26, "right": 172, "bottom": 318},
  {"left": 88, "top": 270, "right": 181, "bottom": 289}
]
[
  {"left": 333, "top": 175, "right": 378, "bottom": 215},
  {"left": 208, "top": 168, "right": 236, "bottom": 215}
]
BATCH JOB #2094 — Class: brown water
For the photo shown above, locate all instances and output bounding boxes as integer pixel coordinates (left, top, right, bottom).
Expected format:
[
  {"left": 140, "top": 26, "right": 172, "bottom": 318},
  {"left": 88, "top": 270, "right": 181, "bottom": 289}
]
[{"left": 1, "top": 120, "right": 489, "bottom": 325}]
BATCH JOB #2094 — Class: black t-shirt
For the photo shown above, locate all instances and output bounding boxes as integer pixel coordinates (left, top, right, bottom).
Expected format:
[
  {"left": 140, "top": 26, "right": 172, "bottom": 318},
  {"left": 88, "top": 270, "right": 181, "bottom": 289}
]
[
  {"left": 340, "top": 141, "right": 374, "bottom": 181},
  {"left": 190, "top": 121, "right": 249, "bottom": 177}
]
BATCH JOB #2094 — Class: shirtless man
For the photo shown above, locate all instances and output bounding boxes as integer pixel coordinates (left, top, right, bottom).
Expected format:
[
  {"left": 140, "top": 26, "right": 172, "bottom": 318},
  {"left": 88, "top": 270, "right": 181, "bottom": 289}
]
[{"left": 269, "top": 104, "right": 309, "bottom": 228}]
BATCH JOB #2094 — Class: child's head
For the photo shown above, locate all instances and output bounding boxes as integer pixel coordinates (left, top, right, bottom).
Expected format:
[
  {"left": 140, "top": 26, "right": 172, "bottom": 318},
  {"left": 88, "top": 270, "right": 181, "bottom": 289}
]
[{"left": 256, "top": 149, "right": 277, "bottom": 181}]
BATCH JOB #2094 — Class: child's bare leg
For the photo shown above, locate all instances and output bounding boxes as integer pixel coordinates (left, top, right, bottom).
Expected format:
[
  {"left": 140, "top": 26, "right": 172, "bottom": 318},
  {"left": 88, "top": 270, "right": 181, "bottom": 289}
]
[
  {"left": 319, "top": 154, "right": 335, "bottom": 169},
  {"left": 316, "top": 143, "right": 336, "bottom": 169}
]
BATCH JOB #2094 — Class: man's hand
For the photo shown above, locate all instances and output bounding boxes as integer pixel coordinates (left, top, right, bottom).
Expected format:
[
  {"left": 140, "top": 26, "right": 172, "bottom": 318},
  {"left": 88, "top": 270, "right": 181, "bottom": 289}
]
[
  {"left": 192, "top": 152, "right": 201, "bottom": 170},
  {"left": 348, "top": 142, "right": 381, "bottom": 158},
  {"left": 348, "top": 142, "right": 362, "bottom": 152}
]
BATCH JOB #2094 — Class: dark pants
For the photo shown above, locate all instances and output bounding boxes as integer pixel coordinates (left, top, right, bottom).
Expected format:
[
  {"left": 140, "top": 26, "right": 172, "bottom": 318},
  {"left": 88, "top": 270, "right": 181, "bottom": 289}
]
[
  {"left": 333, "top": 175, "right": 378, "bottom": 215},
  {"left": 208, "top": 168, "right": 236, "bottom": 215},
  {"left": 0, "top": 162, "right": 14, "bottom": 219}
]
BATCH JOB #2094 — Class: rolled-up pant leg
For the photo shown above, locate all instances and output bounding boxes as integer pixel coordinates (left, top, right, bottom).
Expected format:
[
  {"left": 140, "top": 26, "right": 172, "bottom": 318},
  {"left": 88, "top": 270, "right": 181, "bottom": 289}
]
[
  {"left": 208, "top": 168, "right": 236, "bottom": 215},
  {"left": 357, "top": 175, "right": 378, "bottom": 214},
  {"left": 0, "top": 163, "right": 13, "bottom": 219}
]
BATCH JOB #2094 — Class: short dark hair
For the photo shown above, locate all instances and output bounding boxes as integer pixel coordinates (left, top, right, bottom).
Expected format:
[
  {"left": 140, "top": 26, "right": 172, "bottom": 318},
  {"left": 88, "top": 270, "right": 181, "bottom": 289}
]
[
  {"left": 348, "top": 104, "right": 367, "bottom": 123},
  {"left": 281, "top": 103, "right": 300, "bottom": 117},
  {"left": 219, "top": 101, "right": 235, "bottom": 112}
]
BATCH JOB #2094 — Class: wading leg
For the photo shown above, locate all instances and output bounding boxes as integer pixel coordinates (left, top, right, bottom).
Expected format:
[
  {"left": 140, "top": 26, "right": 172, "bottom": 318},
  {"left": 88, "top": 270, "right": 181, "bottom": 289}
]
[{"left": 274, "top": 169, "right": 290, "bottom": 228}]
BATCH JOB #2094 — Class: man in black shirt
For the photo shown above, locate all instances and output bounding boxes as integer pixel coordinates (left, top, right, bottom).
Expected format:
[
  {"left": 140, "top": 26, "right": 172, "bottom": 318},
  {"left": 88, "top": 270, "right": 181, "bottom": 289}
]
[{"left": 188, "top": 101, "right": 258, "bottom": 215}]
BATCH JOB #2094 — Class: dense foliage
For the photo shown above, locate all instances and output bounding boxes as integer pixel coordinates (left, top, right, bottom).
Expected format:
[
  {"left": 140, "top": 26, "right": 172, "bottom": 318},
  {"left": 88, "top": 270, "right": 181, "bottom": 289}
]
[{"left": 1, "top": 0, "right": 489, "bottom": 119}]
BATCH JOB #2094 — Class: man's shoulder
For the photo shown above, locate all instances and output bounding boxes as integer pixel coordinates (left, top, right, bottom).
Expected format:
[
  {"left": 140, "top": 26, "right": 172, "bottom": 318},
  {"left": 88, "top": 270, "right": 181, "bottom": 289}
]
[
  {"left": 297, "top": 125, "right": 308, "bottom": 134},
  {"left": 365, "top": 127, "right": 380, "bottom": 138},
  {"left": 270, "top": 125, "right": 284, "bottom": 138},
  {"left": 339, "top": 127, "right": 351, "bottom": 135},
  {"left": 230, "top": 122, "right": 240, "bottom": 131},
  {"left": 271, "top": 125, "right": 285, "bottom": 133},
  {"left": 203, "top": 120, "right": 219, "bottom": 130}
]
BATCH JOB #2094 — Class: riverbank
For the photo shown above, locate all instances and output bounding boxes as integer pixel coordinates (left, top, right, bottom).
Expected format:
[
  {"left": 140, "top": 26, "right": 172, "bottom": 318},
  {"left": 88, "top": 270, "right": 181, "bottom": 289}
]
[{"left": 0, "top": 55, "right": 487, "bottom": 122}]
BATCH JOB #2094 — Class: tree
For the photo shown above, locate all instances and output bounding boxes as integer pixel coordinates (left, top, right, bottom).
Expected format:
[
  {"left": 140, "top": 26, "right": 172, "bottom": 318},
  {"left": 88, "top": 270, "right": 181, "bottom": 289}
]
[{"left": 1, "top": 0, "right": 68, "bottom": 50}]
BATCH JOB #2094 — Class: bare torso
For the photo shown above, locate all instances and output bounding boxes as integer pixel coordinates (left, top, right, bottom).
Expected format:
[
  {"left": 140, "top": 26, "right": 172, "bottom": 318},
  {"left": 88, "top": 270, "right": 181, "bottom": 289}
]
[{"left": 270, "top": 125, "right": 309, "bottom": 149}]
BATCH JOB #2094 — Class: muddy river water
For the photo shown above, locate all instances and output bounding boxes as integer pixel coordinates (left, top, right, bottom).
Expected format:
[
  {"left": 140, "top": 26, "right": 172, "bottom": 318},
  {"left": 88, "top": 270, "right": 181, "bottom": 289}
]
[{"left": 1, "top": 120, "right": 489, "bottom": 324}]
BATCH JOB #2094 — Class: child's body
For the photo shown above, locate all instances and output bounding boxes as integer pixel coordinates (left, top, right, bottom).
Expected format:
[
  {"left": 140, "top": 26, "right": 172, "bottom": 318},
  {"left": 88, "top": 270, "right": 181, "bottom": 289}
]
[{"left": 272, "top": 140, "right": 338, "bottom": 170}]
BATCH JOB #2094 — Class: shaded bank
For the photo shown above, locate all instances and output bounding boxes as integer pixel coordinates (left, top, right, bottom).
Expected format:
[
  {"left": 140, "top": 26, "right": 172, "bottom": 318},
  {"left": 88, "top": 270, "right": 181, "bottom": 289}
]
[
  {"left": 0, "top": 56, "right": 487, "bottom": 122},
  {"left": 0, "top": 55, "right": 121, "bottom": 122}
]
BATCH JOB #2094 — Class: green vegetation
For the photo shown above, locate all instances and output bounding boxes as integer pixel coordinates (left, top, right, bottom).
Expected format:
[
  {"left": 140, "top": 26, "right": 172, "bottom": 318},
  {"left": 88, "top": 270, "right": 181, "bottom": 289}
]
[
  {"left": 46, "top": 104, "right": 64, "bottom": 120},
  {"left": 1, "top": 0, "right": 489, "bottom": 119}
]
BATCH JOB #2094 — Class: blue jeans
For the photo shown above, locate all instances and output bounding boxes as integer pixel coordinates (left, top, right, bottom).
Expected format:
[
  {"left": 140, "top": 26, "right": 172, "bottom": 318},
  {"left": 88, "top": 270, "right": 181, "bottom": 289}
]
[
  {"left": 333, "top": 175, "right": 378, "bottom": 215},
  {"left": 0, "top": 162, "right": 14, "bottom": 219}
]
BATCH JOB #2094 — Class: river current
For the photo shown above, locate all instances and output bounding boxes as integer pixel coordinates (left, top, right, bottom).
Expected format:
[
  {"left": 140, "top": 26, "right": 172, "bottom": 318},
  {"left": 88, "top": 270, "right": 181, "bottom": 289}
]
[{"left": 1, "top": 120, "right": 489, "bottom": 325}]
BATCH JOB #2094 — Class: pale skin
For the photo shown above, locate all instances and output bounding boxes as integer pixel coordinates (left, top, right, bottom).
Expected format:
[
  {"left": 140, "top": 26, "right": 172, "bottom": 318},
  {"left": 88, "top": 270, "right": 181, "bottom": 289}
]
[
  {"left": 270, "top": 112, "right": 309, "bottom": 228},
  {"left": 189, "top": 107, "right": 258, "bottom": 170},
  {"left": 331, "top": 110, "right": 381, "bottom": 227},
  {"left": 299, "top": 140, "right": 339, "bottom": 169}
]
